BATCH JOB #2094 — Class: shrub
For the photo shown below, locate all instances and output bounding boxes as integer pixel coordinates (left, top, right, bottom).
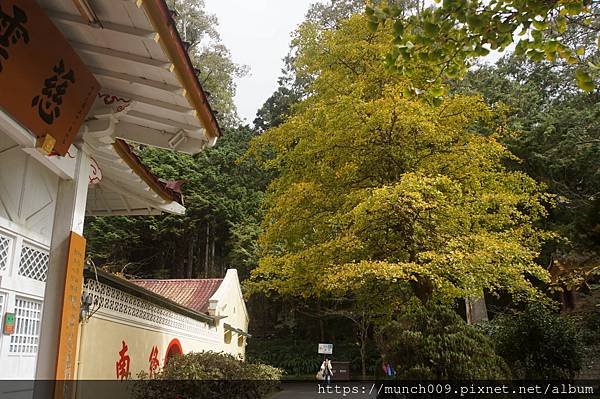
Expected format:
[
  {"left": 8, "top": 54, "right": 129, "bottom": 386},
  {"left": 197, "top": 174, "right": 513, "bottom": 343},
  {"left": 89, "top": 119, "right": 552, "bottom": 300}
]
[
  {"left": 376, "top": 301, "right": 511, "bottom": 380},
  {"left": 133, "top": 351, "right": 282, "bottom": 399},
  {"left": 489, "top": 304, "right": 583, "bottom": 379},
  {"left": 578, "top": 309, "right": 600, "bottom": 361},
  {"left": 573, "top": 308, "right": 600, "bottom": 346}
]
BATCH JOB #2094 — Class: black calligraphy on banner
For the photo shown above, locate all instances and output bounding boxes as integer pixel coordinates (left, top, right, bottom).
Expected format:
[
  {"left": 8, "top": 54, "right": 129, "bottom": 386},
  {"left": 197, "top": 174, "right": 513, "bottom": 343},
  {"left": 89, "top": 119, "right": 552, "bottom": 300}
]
[
  {"left": 0, "top": 4, "right": 29, "bottom": 72},
  {"left": 31, "top": 60, "right": 76, "bottom": 125}
]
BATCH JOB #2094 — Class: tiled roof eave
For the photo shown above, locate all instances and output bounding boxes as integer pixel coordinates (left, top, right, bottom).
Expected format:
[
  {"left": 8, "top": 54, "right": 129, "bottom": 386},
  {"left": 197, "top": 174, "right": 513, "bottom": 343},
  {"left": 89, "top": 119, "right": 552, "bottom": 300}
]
[
  {"left": 141, "top": 0, "right": 221, "bottom": 139},
  {"left": 130, "top": 278, "right": 223, "bottom": 314},
  {"left": 113, "top": 139, "right": 183, "bottom": 204},
  {"left": 84, "top": 267, "right": 217, "bottom": 325}
]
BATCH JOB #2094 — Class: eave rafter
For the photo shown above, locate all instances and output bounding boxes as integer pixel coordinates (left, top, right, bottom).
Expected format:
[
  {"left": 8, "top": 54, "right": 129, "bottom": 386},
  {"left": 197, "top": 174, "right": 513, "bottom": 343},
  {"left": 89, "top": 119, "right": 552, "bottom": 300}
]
[
  {"left": 102, "top": 177, "right": 159, "bottom": 203},
  {"left": 123, "top": 110, "right": 203, "bottom": 132},
  {"left": 90, "top": 66, "right": 184, "bottom": 95},
  {"left": 103, "top": 89, "right": 194, "bottom": 114},
  {"left": 71, "top": 41, "right": 173, "bottom": 70},
  {"left": 86, "top": 207, "right": 163, "bottom": 216},
  {"left": 114, "top": 122, "right": 206, "bottom": 154},
  {"left": 45, "top": 9, "right": 158, "bottom": 40}
]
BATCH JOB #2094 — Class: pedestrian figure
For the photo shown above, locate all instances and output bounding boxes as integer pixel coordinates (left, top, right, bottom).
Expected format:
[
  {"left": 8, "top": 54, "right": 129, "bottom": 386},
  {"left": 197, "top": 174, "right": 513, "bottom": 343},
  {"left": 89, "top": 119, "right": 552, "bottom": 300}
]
[
  {"left": 382, "top": 362, "right": 389, "bottom": 375},
  {"left": 320, "top": 357, "right": 334, "bottom": 385},
  {"left": 387, "top": 363, "right": 395, "bottom": 377},
  {"left": 382, "top": 361, "right": 396, "bottom": 378}
]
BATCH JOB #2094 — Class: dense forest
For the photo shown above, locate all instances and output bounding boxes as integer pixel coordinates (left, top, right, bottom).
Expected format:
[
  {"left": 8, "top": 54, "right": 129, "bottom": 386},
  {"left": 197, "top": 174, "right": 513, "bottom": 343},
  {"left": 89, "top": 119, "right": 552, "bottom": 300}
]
[{"left": 86, "top": 0, "right": 599, "bottom": 379}]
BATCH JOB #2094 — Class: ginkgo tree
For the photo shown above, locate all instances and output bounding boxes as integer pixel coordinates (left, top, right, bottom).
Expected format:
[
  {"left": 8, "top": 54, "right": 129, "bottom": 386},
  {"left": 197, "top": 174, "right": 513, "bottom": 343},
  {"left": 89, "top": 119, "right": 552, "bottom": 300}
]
[{"left": 246, "top": 13, "right": 554, "bottom": 305}]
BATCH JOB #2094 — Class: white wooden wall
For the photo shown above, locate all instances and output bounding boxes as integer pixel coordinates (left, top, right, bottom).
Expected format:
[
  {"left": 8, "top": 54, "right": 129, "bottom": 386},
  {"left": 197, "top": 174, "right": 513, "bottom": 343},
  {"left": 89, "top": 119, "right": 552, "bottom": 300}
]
[{"left": 0, "top": 132, "right": 59, "bottom": 379}]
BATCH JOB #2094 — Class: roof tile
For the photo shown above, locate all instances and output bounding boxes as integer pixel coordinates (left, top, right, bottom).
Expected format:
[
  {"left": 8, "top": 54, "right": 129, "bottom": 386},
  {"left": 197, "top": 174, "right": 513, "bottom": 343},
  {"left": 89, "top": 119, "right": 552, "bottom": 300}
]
[{"left": 130, "top": 278, "right": 223, "bottom": 314}]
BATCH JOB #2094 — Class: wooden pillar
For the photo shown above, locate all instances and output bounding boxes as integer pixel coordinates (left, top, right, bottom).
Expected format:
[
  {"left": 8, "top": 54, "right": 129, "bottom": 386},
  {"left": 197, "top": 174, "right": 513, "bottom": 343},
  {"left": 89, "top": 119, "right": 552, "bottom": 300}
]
[{"left": 35, "top": 149, "right": 90, "bottom": 382}]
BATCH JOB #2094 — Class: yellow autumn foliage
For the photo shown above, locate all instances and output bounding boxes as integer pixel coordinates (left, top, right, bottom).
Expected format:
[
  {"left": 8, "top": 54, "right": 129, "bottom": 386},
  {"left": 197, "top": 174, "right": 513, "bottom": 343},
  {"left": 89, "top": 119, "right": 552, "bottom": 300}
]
[{"left": 246, "top": 14, "right": 553, "bottom": 302}]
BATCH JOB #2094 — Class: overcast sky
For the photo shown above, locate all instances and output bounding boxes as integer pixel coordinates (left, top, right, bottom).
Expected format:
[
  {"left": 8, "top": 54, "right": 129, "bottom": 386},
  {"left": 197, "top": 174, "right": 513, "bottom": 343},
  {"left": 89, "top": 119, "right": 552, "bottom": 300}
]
[
  {"left": 202, "top": 1, "right": 508, "bottom": 125},
  {"left": 204, "top": 0, "right": 319, "bottom": 124}
]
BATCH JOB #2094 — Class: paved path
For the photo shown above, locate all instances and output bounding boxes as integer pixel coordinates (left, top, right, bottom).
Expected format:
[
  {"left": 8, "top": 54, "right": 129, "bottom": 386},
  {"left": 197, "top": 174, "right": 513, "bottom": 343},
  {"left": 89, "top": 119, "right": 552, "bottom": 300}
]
[{"left": 269, "top": 383, "right": 320, "bottom": 399}]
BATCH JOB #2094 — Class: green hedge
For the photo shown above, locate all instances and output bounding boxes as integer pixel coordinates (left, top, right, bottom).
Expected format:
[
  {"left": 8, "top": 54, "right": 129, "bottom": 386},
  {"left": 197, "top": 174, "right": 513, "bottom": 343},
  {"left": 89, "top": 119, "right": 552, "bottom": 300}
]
[{"left": 133, "top": 351, "right": 282, "bottom": 399}]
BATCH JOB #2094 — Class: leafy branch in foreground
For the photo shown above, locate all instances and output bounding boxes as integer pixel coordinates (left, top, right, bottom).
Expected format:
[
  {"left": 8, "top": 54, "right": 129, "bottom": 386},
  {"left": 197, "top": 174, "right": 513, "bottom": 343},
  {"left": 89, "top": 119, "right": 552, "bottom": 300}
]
[{"left": 367, "top": 0, "right": 600, "bottom": 92}]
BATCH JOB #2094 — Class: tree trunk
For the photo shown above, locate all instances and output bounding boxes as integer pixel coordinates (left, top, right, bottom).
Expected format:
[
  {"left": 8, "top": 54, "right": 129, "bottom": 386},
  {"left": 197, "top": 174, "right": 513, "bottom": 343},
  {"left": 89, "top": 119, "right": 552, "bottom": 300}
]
[
  {"left": 316, "top": 300, "right": 325, "bottom": 341},
  {"left": 174, "top": 243, "right": 185, "bottom": 278},
  {"left": 204, "top": 223, "right": 210, "bottom": 278},
  {"left": 262, "top": 295, "right": 269, "bottom": 335},
  {"left": 411, "top": 275, "right": 433, "bottom": 303},
  {"left": 185, "top": 237, "right": 195, "bottom": 279},
  {"left": 210, "top": 233, "right": 216, "bottom": 277},
  {"left": 408, "top": 248, "right": 433, "bottom": 302},
  {"left": 169, "top": 246, "right": 175, "bottom": 278},
  {"left": 359, "top": 321, "right": 368, "bottom": 378}
]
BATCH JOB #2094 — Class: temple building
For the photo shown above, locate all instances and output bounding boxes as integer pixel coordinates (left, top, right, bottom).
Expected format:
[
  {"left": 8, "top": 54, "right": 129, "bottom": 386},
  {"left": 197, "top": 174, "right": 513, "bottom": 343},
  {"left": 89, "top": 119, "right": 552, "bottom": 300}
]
[
  {"left": 0, "top": 0, "right": 248, "bottom": 387},
  {"left": 76, "top": 268, "right": 249, "bottom": 380}
]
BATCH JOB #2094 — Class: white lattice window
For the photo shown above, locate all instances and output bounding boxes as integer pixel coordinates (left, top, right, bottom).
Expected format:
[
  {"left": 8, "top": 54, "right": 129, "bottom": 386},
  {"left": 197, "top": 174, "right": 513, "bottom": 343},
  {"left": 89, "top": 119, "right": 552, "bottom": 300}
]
[
  {"left": 0, "top": 233, "right": 11, "bottom": 272},
  {"left": 9, "top": 297, "right": 42, "bottom": 354},
  {"left": 18, "top": 244, "right": 49, "bottom": 282}
]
